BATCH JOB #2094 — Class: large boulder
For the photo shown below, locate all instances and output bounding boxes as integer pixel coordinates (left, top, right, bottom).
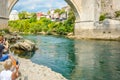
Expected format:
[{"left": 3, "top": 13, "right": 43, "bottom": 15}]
[{"left": 10, "top": 39, "right": 37, "bottom": 52}]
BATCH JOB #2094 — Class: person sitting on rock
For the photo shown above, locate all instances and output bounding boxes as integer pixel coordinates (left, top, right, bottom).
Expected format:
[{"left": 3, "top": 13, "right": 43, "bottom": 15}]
[
  {"left": 0, "top": 35, "right": 9, "bottom": 54},
  {"left": 0, "top": 59, "right": 19, "bottom": 80},
  {"left": 0, "top": 44, "right": 9, "bottom": 61},
  {"left": 0, "top": 34, "right": 10, "bottom": 61}
]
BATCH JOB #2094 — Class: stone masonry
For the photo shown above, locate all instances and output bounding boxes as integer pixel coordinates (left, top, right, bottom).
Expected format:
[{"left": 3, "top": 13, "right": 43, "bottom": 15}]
[{"left": 1, "top": 0, "right": 120, "bottom": 40}]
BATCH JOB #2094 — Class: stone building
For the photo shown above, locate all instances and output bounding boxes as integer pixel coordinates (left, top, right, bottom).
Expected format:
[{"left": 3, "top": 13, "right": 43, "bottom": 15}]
[{"left": 9, "top": 10, "right": 19, "bottom": 20}]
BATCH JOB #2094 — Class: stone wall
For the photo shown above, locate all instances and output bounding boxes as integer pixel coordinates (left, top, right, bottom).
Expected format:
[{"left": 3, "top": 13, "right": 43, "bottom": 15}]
[
  {"left": 0, "top": 18, "right": 8, "bottom": 29},
  {"left": 112, "top": 0, "right": 120, "bottom": 11},
  {"left": 0, "top": 0, "right": 8, "bottom": 29},
  {"left": 75, "top": 19, "right": 120, "bottom": 40},
  {"left": 0, "top": 0, "right": 18, "bottom": 29},
  {"left": 101, "top": 0, "right": 113, "bottom": 14},
  {"left": 74, "top": 0, "right": 120, "bottom": 40},
  {"left": 0, "top": 0, "right": 8, "bottom": 17},
  {"left": 100, "top": 0, "right": 120, "bottom": 18}
]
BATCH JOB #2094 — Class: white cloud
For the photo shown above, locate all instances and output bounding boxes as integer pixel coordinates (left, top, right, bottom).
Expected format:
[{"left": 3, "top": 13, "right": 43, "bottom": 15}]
[{"left": 13, "top": 0, "right": 67, "bottom": 12}]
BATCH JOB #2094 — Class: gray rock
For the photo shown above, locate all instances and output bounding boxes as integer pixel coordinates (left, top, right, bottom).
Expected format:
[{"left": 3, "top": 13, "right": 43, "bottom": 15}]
[
  {"left": 4, "top": 34, "right": 23, "bottom": 43},
  {"left": 0, "top": 58, "right": 67, "bottom": 80},
  {"left": 10, "top": 39, "right": 36, "bottom": 52}
]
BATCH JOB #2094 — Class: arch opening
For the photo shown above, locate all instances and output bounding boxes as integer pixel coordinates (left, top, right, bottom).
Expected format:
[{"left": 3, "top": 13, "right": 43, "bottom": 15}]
[
  {"left": 8, "top": 0, "right": 77, "bottom": 35},
  {"left": 65, "top": 0, "right": 80, "bottom": 22}
]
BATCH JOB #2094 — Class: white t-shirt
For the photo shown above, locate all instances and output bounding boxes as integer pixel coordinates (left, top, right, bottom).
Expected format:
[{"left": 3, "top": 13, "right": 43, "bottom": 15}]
[{"left": 0, "top": 70, "right": 12, "bottom": 80}]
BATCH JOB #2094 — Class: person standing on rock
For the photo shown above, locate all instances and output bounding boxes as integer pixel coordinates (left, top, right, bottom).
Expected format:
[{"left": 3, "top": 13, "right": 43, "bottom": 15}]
[{"left": 0, "top": 59, "right": 19, "bottom": 80}]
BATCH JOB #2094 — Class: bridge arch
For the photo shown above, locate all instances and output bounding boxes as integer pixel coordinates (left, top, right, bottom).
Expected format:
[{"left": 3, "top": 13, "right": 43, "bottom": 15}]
[
  {"left": 2, "top": 0, "right": 100, "bottom": 29},
  {"left": 2, "top": 0, "right": 120, "bottom": 40},
  {"left": 65, "top": 0, "right": 80, "bottom": 22},
  {"left": 8, "top": 0, "right": 18, "bottom": 14},
  {"left": 9, "top": 0, "right": 100, "bottom": 23}
]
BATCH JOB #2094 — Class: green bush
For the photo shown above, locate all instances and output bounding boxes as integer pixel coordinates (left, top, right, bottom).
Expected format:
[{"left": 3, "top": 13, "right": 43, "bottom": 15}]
[
  {"left": 99, "top": 14, "right": 106, "bottom": 21},
  {"left": 115, "top": 11, "right": 120, "bottom": 17},
  {"left": 9, "top": 9, "right": 75, "bottom": 35}
]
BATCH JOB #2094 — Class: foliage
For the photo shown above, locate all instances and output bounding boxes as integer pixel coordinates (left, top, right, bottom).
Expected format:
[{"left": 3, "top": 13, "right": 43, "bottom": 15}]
[
  {"left": 99, "top": 14, "right": 106, "bottom": 21},
  {"left": 115, "top": 11, "right": 120, "bottom": 17},
  {"left": 47, "top": 11, "right": 50, "bottom": 15},
  {"left": 0, "top": 28, "right": 10, "bottom": 34},
  {"left": 60, "top": 9, "right": 66, "bottom": 15},
  {"left": 53, "top": 8, "right": 66, "bottom": 15},
  {"left": 9, "top": 9, "right": 75, "bottom": 35},
  {"left": 54, "top": 9, "right": 61, "bottom": 13},
  {"left": 29, "top": 13, "right": 37, "bottom": 23},
  {"left": 18, "top": 11, "right": 29, "bottom": 20}
]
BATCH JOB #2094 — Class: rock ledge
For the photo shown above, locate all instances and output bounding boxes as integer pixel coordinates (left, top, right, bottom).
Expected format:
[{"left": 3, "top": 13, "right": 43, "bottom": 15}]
[{"left": 0, "top": 57, "right": 67, "bottom": 80}]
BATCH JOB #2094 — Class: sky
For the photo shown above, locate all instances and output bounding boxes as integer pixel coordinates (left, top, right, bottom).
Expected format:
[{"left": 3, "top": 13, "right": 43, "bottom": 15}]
[{"left": 12, "top": 0, "right": 67, "bottom": 13}]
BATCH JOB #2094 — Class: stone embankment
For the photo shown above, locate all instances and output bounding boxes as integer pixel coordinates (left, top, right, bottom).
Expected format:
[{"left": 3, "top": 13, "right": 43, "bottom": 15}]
[{"left": 0, "top": 57, "right": 67, "bottom": 80}]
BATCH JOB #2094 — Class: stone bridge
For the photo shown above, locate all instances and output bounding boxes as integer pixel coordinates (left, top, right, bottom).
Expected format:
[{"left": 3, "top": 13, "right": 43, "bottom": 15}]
[
  {"left": 0, "top": 0, "right": 120, "bottom": 40},
  {"left": 0, "top": 0, "right": 18, "bottom": 29}
]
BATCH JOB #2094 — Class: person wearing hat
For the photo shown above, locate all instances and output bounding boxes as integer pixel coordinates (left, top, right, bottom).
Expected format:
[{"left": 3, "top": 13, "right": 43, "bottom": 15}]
[{"left": 0, "top": 59, "right": 19, "bottom": 80}]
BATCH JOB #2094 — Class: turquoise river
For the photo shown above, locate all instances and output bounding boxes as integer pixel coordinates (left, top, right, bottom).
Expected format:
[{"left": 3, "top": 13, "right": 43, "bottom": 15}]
[{"left": 22, "top": 35, "right": 120, "bottom": 80}]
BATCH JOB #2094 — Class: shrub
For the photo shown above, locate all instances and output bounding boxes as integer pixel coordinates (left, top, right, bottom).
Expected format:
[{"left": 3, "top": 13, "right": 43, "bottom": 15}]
[
  {"left": 99, "top": 14, "right": 106, "bottom": 21},
  {"left": 115, "top": 11, "right": 120, "bottom": 17}
]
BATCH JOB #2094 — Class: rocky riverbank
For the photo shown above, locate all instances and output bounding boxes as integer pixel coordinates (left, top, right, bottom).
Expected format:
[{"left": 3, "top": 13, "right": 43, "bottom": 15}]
[{"left": 0, "top": 57, "right": 67, "bottom": 80}]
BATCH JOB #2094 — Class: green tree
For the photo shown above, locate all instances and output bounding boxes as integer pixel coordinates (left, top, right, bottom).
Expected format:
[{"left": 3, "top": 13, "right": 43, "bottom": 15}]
[
  {"left": 60, "top": 9, "right": 66, "bottom": 15},
  {"left": 47, "top": 11, "right": 50, "bottom": 15},
  {"left": 9, "top": 8, "right": 75, "bottom": 35},
  {"left": 54, "top": 9, "right": 61, "bottom": 13},
  {"left": 29, "top": 13, "right": 37, "bottom": 23},
  {"left": 18, "top": 11, "right": 29, "bottom": 20},
  {"left": 54, "top": 8, "right": 66, "bottom": 15}
]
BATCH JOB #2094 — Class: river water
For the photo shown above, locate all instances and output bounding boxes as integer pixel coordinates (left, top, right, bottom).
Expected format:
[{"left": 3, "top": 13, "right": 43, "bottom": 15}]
[{"left": 23, "top": 35, "right": 120, "bottom": 80}]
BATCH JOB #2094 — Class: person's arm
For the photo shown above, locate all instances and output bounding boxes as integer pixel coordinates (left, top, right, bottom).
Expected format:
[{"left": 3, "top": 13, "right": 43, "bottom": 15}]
[
  {"left": 3, "top": 40, "right": 9, "bottom": 50},
  {"left": 9, "top": 55, "right": 17, "bottom": 67},
  {"left": 11, "top": 65, "right": 19, "bottom": 80}
]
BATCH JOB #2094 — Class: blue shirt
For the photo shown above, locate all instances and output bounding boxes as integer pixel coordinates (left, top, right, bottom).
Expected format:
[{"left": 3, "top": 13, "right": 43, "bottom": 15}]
[{"left": 0, "top": 44, "right": 9, "bottom": 61}]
